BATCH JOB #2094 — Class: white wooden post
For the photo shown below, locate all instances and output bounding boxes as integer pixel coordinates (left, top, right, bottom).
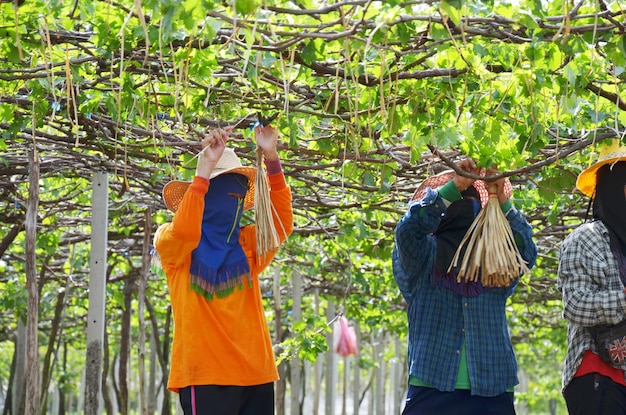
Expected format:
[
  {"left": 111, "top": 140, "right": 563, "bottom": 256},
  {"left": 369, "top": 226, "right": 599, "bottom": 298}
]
[
  {"left": 291, "top": 271, "right": 302, "bottom": 415},
  {"left": 148, "top": 331, "right": 157, "bottom": 415},
  {"left": 342, "top": 356, "right": 349, "bottom": 415},
  {"left": 325, "top": 303, "right": 336, "bottom": 415},
  {"left": 138, "top": 209, "right": 152, "bottom": 415},
  {"left": 374, "top": 330, "right": 384, "bottom": 415},
  {"left": 393, "top": 337, "right": 404, "bottom": 414},
  {"left": 517, "top": 369, "right": 529, "bottom": 415},
  {"left": 313, "top": 289, "right": 321, "bottom": 415},
  {"left": 352, "top": 322, "right": 360, "bottom": 415},
  {"left": 274, "top": 266, "right": 286, "bottom": 415},
  {"left": 84, "top": 172, "right": 108, "bottom": 415}
]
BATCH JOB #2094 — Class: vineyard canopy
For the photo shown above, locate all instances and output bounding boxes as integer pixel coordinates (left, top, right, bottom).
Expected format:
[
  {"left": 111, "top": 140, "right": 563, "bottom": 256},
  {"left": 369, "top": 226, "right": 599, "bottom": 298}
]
[{"left": 0, "top": 1, "right": 625, "bottom": 409}]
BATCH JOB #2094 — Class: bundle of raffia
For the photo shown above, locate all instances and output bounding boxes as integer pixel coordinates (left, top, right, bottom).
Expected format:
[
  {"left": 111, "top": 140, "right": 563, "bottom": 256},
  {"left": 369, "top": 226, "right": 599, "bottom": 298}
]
[
  {"left": 254, "top": 146, "right": 282, "bottom": 260},
  {"left": 448, "top": 185, "right": 529, "bottom": 287}
]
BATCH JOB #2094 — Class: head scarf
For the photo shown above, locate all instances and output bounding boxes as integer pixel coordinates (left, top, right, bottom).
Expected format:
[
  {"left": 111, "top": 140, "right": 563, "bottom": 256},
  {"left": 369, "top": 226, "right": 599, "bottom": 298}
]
[
  {"left": 189, "top": 173, "right": 251, "bottom": 299},
  {"left": 432, "top": 186, "right": 489, "bottom": 296},
  {"left": 593, "top": 162, "right": 626, "bottom": 259}
]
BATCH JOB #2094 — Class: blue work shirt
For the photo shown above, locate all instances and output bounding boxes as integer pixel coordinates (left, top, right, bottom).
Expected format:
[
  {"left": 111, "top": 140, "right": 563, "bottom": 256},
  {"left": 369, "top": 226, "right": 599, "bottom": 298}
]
[{"left": 393, "top": 186, "right": 537, "bottom": 397}]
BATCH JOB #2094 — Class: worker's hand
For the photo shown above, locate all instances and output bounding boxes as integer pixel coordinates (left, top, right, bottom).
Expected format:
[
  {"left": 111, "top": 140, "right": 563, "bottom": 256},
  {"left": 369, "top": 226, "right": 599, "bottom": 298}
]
[
  {"left": 485, "top": 167, "right": 508, "bottom": 205},
  {"left": 254, "top": 124, "right": 279, "bottom": 161},
  {"left": 196, "top": 127, "right": 231, "bottom": 179},
  {"left": 452, "top": 158, "right": 479, "bottom": 192},
  {"left": 201, "top": 127, "right": 230, "bottom": 162}
]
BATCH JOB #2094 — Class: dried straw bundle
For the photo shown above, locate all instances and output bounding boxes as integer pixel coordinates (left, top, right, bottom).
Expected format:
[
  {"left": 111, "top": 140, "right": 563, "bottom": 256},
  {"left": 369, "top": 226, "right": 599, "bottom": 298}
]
[
  {"left": 448, "top": 187, "right": 529, "bottom": 287},
  {"left": 254, "top": 147, "right": 282, "bottom": 260}
]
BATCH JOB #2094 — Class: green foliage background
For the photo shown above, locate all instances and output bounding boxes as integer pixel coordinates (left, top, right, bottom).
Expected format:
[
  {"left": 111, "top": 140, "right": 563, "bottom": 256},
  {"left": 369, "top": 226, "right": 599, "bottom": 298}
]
[{"left": 1, "top": 0, "right": 625, "bottom": 413}]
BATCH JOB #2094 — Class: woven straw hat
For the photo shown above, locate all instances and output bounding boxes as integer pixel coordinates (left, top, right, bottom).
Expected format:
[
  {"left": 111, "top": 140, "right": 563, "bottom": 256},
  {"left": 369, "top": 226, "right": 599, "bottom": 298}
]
[
  {"left": 576, "top": 139, "right": 626, "bottom": 198},
  {"left": 411, "top": 170, "right": 512, "bottom": 206},
  {"left": 162, "top": 148, "right": 257, "bottom": 212}
]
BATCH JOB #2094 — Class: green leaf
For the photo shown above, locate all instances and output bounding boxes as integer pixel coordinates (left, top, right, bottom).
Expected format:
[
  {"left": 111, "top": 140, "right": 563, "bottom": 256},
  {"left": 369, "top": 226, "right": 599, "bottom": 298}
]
[
  {"left": 235, "top": 0, "right": 261, "bottom": 15},
  {"left": 430, "top": 22, "right": 450, "bottom": 41},
  {"left": 5, "top": 40, "right": 21, "bottom": 64},
  {"left": 440, "top": 0, "right": 463, "bottom": 27},
  {"left": 301, "top": 38, "right": 325, "bottom": 65},
  {"left": 518, "top": 10, "right": 539, "bottom": 29}
]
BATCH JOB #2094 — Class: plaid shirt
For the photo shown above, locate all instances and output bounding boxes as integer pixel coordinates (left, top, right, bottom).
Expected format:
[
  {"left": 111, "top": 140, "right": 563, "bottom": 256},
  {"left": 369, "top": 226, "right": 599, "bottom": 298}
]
[
  {"left": 393, "top": 187, "right": 537, "bottom": 397},
  {"left": 557, "top": 220, "right": 626, "bottom": 391}
]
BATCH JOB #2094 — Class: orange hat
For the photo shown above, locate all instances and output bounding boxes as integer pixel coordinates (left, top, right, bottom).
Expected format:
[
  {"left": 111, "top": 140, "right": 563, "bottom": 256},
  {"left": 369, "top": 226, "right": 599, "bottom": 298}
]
[
  {"left": 162, "top": 148, "right": 256, "bottom": 212},
  {"left": 411, "top": 170, "right": 512, "bottom": 207},
  {"left": 576, "top": 139, "right": 626, "bottom": 198}
]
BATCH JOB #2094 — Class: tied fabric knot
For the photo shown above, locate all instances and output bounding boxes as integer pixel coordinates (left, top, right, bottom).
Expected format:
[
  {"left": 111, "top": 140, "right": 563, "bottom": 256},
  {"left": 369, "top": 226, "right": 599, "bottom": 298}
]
[
  {"left": 333, "top": 316, "right": 358, "bottom": 357},
  {"left": 190, "top": 173, "right": 251, "bottom": 300}
]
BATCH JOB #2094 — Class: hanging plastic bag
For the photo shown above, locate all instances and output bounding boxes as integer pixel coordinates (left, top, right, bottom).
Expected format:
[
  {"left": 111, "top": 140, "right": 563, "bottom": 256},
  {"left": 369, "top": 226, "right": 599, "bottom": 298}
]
[{"left": 333, "top": 316, "right": 358, "bottom": 357}]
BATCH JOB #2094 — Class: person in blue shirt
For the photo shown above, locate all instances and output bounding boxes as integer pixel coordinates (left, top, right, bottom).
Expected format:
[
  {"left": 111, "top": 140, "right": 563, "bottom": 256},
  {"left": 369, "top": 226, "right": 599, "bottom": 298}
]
[{"left": 392, "top": 157, "right": 537, "bottom": 415}]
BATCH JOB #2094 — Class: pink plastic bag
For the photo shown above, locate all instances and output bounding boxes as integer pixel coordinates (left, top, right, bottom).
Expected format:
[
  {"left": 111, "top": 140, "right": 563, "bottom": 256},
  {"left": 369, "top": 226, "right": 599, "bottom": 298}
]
[{"left": 333, "top": 316, "right": 358, "bottom": 357}]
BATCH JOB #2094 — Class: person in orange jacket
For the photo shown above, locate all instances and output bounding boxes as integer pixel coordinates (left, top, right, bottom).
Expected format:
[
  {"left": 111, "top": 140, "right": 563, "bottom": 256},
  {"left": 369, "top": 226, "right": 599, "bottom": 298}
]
[{"left": 154, "top": 124, "right": 293, "bottom": 415}]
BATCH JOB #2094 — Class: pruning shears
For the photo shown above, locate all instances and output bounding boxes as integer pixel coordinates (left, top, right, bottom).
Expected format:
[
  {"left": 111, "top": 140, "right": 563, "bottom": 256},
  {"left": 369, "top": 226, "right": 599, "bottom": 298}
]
[
  {"left": 184, "top": 112, "right": 280, "bottom": 141},
  {"left": 230, "top": 112, "right": 279, "bottom": 130}
]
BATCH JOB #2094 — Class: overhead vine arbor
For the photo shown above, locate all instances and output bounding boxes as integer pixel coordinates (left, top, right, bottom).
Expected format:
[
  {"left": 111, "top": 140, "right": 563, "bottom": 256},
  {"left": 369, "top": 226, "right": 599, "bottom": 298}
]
[{"left": 0, "top": 0, "right": 624, "bottom": 413}]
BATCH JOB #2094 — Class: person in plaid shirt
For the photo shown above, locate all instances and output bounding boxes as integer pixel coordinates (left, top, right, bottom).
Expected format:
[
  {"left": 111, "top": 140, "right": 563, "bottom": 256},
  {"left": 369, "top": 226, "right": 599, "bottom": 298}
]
[
  {"left": 558, "top": 139, "right": 626, "bottom": 415},
  {"left": 393, "top": 158, "right": 537, "bottom": 415}
]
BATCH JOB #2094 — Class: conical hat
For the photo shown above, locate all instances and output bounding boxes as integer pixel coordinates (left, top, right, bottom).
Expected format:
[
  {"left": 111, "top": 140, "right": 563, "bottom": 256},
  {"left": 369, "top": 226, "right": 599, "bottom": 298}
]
[
  {"left": 576, "top": 139, "right": 626, "bottom": 197},
  {"left": 411, "top": 170, "right": 512, "bottom": 207},
  {"left": 162, "top": 148, "right": 256, "bottom": 212}
]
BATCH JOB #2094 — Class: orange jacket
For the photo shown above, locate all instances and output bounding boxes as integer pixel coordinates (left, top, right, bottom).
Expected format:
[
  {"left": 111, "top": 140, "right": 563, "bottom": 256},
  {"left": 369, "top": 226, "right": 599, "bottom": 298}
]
[{"left": 155, "top": 172, "right": 293, "bottom": 392}]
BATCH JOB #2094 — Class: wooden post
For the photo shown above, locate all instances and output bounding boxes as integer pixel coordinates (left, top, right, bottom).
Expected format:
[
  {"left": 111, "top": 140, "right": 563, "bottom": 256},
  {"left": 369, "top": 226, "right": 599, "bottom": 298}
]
[
  {"left": 13, "top": 318, "right": 26, "bottom": 415},
  {"left": 290, "top": 271, "right": 302, "bottom": 415},
  {"left": 341, "top": 356, "right": 348, "bottom": 415},
  {"left": 352, "top": 322, "right": 360, "bottom": 415},
  {"left": 313, "top": 289, "right": 321, "bottom": 415},
  {"left": 324, "top": 303, "right": 336, "bottom": 415},
  {"left": 148, "top": 330, "right": 157, "bottom": 415},
  {"left": 84, "top": 172, "right": 109, "bottom": 415},
  {"left": 393, "top": 337, "right": 404, "bottom": 414},
  {"left": 374, "top": 330, "right": 384, "bottom": 415},
  {"left": 274, "top": 266, "right": 286, "bottom": 415},
  {"left": 518, "top": 369, "right": 529, "bottom": 415},
  {"left": 138, "top": 209, "right": 152, "bottom": 415},
  {"left": 25, "top": 148, "right": 40, "bottom": 415}
]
